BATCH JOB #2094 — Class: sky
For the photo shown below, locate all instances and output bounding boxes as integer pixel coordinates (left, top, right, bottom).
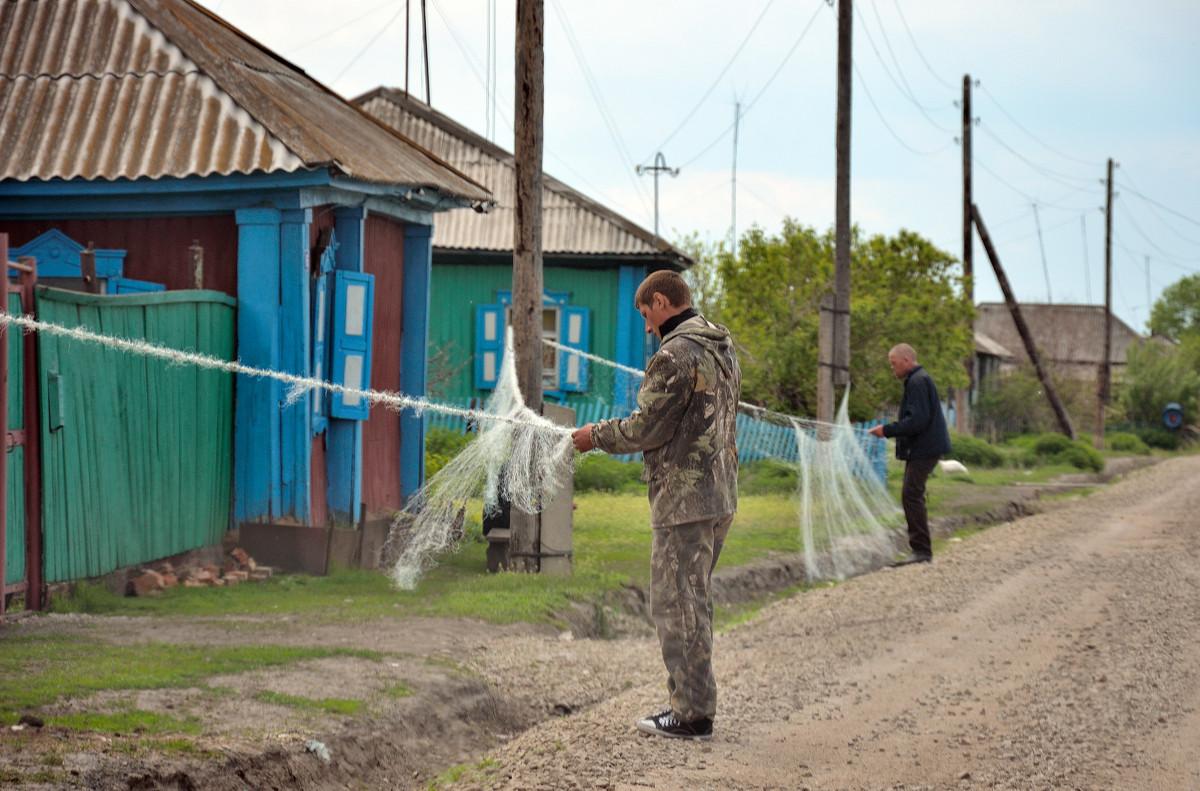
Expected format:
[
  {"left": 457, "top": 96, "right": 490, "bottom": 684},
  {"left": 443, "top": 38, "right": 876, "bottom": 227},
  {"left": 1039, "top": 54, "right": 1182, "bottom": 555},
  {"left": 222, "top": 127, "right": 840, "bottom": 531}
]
[{"left": 201, "top": 0, "right": 1200, "bottom": 334}]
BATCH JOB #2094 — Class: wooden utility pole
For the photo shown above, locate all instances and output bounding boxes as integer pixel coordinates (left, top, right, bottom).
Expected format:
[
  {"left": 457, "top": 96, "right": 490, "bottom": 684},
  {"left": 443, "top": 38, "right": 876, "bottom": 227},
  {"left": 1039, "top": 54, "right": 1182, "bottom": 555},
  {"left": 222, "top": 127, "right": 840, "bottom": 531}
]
[
  {"left": 1096, "top": 158, "right": 1114, "bottom": 450},
  {"left": 420, "top": 0, "right": 431, "bottom": 103},
  {"left": 973, "top": 204, "right": 1076, "bottom": 440},
  {"left": 820, "top": 0, "right": 852, "bottom": 426},
  {"left": 957, "top": 73, "right": 973, "bottom": 434},
  {"left": 510, "top": 0, "right": 545, "bottom": 572}
]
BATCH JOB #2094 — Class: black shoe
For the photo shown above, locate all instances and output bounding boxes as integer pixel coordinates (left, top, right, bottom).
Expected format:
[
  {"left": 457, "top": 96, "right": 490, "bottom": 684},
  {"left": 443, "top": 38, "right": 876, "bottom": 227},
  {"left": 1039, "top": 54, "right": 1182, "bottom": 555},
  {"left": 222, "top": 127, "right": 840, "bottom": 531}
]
[
  {"left": 888, "top": 554, "right": 931, "bottom": 567},
  {"left": 634, "top": 709, "right": 713, "bottom": 740}
]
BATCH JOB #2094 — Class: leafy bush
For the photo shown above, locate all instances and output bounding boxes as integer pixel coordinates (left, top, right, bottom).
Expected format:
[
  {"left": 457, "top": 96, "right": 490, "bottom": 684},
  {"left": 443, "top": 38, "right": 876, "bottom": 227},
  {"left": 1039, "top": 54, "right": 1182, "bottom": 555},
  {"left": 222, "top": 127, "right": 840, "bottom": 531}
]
[
  {"left": 1025, "top": 432, "right": 1104, "bottom": 472},
  {"left": 1129, "top": 427, "right": 1181, "bottom": 451},
  {"left": 574, "top": 454, "right": 644, "bottom": 493},
  {"left": 738, "top": 459, "right": 800, "bottom": 495},
  {"left": 425, "top": 427, "right": 475, "bottom": 479},
  {"left": 948, "top": 431, "right": 1004, "bottom": 468},
  {"left": 1115, "top": 342, "right": 1200, "bottom": 427},
  {"left": 1032, "top": 433, "right": 1075, "bottom": 456},
  {"left": 1107, "top": 432, "right": 1151, "bottom": 455}
]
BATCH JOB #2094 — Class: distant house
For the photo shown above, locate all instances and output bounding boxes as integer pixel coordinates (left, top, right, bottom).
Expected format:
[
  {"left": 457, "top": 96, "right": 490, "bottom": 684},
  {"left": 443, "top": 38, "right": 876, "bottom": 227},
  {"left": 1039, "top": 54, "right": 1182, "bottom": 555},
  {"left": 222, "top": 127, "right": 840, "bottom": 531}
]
[
  {"left": 353, "top": 88, "right": 694, "bottom": 412},
  {"left": 0, "top": 0, "right": 491, "bottom": 533},
  {"left": 974, "top": 303, "right": 1146, "bottom": 382}
]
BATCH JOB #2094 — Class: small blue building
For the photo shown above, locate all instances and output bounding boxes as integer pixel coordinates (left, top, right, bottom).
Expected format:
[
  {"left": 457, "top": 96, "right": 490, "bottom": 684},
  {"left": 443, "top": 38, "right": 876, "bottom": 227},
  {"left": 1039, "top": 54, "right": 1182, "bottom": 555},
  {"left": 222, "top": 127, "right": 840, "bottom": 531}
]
[
  {"left": 0, "top": 0, "right": 492, "bottom": 530},
  {"left": 354, "top": 89, "right": 694, "bottom": 413}
]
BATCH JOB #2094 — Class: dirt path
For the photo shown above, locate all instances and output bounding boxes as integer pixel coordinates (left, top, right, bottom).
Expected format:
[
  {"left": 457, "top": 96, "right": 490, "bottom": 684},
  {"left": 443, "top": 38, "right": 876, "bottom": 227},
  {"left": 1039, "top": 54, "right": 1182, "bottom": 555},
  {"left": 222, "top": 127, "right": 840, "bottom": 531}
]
[
  {"left": 445, "top": 455, "right": 1200, "bottom": 791},
  {"left": 3, "top": 456, "right": 1198, "bottom": 790}
]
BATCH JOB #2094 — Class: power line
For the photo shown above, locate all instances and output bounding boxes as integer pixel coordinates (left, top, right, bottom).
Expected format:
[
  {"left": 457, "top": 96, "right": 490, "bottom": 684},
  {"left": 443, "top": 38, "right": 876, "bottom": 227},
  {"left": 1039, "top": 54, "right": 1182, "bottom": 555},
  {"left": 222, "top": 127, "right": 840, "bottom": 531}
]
[
  {"left": 678, "top": 1, "right": 826, "bottom": 169},
  {"left": 853, "top": 60, "right": 954, "bottom": 156},
  {"left": 977, "top": 83, "right": 1099, "bottom": 167},
  {"left": 1116, "top": 177, "right": 1200, "bottom": 232},
  {"left": 855, "top": 0, "right": 955, "bottom": 129},
  {"left": 549, "top": 0, "right": 653, "bottom": 216},
  {"left": 642, "top": 0, "right": 780, "bottom": 164},
  {"left": 888, "top": 0, "right": 955, "bottom": 90},
  {"left": 285, "top": 0, "right": 396, "bottom": 56},
  {"left": 977, "top": 123, "right": 1097, "bottom": 189},
  {"left": 331, "top": 4, "right": 407, "bottom": 85},
  {"left": 1114, "top": 231, "right": 1199, "bottom": 275},
  {"left": 1115, "top": 202, "right": 1199, "bottom": 264}
]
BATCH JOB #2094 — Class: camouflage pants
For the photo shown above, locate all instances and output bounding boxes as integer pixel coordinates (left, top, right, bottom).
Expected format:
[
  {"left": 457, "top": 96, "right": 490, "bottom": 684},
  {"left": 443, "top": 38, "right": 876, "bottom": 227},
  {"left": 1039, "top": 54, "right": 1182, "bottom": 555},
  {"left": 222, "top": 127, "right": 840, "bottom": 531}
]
[{"left": 650, "top": 513, "right": 734, "bottom": 723}]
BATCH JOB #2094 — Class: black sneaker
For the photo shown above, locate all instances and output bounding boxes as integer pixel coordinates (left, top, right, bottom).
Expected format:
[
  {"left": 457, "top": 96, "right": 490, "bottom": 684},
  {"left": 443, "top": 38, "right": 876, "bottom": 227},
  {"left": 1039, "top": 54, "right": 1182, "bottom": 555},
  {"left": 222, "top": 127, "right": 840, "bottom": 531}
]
[
  {"left": 888, "top": 553, "right": 932, "bottom": 568},
  {"left": 634, "top": 709, "right": 713, "bottom": 740}
]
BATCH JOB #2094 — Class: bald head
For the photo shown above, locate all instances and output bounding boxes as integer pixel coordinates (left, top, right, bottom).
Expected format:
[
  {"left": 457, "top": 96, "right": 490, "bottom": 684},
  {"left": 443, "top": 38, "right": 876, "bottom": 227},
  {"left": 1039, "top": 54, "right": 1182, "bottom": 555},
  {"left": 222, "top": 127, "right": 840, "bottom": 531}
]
[{"left": 887, "top": 344, "right": 918, "bottom": 379}]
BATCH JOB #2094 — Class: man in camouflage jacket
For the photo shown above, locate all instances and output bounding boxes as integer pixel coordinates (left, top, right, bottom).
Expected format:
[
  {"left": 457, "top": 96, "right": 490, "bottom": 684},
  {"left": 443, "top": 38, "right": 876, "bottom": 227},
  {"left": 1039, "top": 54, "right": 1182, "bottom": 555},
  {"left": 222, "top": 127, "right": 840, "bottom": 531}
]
[{"left": 573, "top": 270, "right": 741, "bottom": 741}]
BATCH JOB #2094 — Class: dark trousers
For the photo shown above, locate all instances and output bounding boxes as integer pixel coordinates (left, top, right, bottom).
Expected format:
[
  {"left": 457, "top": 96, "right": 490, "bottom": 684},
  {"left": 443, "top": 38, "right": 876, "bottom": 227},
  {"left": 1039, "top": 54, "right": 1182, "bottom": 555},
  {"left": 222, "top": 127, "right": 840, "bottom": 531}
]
[{"left": 901, "top": 456, "right": 940, "bottom": 557}]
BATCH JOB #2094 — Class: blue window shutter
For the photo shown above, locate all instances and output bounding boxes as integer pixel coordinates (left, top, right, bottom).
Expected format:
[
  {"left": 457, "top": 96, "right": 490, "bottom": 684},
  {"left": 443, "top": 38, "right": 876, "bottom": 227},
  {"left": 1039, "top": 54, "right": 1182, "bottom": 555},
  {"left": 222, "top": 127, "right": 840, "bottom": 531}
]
[
  {"left": 329, "top": 270, "right": 375, "bottom": 420},
  {"left": 475, "top": 303, "right": 503, "bottom": 390},
  {"left": 559, "top": 305, "right": 590, "bottom": 392},
  {"left": 311, "top": 271, "right": 332, "bottom": 434}
]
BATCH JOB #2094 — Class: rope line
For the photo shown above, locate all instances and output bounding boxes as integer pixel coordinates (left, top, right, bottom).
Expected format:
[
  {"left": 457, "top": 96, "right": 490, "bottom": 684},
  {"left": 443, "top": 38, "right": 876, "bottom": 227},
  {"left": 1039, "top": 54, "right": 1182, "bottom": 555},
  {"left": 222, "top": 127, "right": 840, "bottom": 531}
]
[
  {"left": 0, "top": 310, "right": 873, "bottom": 440},
  {"left": 0, "top": 312, "right": 569, "bottom": 435},
  {"left": 542, "top": 337, "right": 874, "bottom": 436}
]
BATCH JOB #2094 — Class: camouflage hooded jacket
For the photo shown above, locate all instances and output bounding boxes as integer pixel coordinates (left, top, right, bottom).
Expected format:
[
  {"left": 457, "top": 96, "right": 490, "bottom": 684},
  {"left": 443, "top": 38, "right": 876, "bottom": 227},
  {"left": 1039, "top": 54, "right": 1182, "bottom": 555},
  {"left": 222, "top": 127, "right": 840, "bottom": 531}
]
[{"left": 590, "top": 316, "right": 741, "bottom": 528}]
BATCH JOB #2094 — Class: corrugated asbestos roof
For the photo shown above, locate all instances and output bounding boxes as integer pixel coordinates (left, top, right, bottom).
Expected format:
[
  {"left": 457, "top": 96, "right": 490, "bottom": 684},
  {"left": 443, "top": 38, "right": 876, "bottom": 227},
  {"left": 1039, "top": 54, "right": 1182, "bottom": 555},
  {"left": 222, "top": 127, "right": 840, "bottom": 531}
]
[
  {"left": 355, "top": 87, "right": 692, "bottom": 268},
  {"left": 0, "top": 0, "right": 490, "bottom": 202},
  {"left": 974, "top": 331, "right": 1013, "bottom": 359},
  {"left": 975, "top": 302, "right": 1143, "bottom": 365}
]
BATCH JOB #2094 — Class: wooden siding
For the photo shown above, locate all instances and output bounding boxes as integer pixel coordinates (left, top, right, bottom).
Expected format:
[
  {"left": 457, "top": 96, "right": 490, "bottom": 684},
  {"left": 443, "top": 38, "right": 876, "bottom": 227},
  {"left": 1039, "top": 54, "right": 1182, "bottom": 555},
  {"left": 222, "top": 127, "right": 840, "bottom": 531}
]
[
  {"left": 428, "top": 262, "right": 621, "bottom": 404},
  {"left": 0, "top": 217, "right": 239, "bottom": 295},
  {"left": 37, "top": 288, "right": 236, "bottom": 582},
  {"left": 362, "top": 214, "right": 406, "bottom": 515}
]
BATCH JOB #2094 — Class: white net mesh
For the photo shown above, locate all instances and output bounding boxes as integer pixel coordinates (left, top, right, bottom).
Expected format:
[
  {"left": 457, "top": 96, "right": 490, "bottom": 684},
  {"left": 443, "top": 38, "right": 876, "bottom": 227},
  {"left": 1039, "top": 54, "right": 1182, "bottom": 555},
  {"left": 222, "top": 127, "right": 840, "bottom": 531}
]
[
  {"left": 386, "top": 330, "right": 574, "bottom": 589},
  {"left": 387, "top": 334, "right": 904, "bottom": 588}
]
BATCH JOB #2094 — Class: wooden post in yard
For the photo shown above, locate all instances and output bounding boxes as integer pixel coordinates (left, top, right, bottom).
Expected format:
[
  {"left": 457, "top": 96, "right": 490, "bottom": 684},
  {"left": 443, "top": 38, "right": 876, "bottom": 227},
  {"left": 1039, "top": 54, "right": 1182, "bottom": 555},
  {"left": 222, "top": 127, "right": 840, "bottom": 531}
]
[
  {"left": 973, "top": 204, "right": 1077, "bottom": 440},
  {"left": 191, "top": 240, "right": 204, "bottom": 289},
  {"left": 80, "top": 242, "right": 99, "bottom": 294},
  {"left": 510, "top": 0, "right": 545, "bottom": 572}
]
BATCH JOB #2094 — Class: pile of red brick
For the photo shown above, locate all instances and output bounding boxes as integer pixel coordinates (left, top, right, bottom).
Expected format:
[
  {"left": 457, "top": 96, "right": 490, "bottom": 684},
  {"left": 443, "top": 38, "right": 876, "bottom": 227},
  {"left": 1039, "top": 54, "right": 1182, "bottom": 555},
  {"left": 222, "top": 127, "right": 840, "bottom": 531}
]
[{"left": 126, "top": 548, "right": 272, "bottom": 596}]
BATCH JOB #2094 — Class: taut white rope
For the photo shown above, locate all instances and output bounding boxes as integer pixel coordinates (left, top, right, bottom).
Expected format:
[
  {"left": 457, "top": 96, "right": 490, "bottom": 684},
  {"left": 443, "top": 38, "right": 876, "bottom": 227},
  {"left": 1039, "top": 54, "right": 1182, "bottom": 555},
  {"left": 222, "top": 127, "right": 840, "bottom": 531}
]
[{"left": 0, "top": 312, "right": 568, "bottom": 434}]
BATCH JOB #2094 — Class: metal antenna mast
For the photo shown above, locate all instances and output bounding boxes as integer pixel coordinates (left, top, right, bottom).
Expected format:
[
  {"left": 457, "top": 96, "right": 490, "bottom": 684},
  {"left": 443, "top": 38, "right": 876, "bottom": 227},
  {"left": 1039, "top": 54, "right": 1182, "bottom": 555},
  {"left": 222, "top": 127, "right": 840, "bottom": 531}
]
[
  {"left": 636, "top": 152, "right": 679, "bottom": 241},
  {"left": 731, "top": 100, "right": 741, "bottom": 257}
]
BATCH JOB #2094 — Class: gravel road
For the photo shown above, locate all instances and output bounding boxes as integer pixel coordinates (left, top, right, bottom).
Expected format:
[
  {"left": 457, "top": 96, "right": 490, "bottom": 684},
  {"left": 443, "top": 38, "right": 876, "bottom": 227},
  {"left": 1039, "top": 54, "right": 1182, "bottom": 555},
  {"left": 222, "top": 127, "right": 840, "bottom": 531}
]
[
  {"left": 448, "top": 454, "right": 1200, "bottom": 791},
  {"left": 4, "top": 455, "right": 1197, "bottom": 791}
]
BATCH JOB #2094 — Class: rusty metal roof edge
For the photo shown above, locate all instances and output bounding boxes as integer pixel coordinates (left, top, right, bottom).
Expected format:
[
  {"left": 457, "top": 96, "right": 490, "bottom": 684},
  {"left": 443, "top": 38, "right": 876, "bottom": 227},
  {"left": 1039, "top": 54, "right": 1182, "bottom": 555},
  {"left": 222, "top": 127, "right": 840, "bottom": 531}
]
[{"left": 353, "top": 86, "right": 692, "bottom": 266}]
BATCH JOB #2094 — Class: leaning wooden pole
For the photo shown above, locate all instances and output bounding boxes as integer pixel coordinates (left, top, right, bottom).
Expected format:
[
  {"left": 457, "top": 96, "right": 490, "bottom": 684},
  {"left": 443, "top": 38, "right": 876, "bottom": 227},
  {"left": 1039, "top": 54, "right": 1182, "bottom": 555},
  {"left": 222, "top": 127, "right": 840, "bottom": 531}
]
[
  {"left": 972, "top": 204, "right": 1076, "bottom": 440},
  {"left": 510, "top": 0, "right": 545, "bottom": 572}
]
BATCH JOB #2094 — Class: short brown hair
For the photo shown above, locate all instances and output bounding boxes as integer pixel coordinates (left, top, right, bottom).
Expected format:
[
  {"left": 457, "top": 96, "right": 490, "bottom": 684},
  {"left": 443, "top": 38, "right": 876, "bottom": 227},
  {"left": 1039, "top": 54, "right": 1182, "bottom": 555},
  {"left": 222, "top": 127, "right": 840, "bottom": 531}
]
[{"left": 635, "top": 270, "right": 692, "bottom": 309}]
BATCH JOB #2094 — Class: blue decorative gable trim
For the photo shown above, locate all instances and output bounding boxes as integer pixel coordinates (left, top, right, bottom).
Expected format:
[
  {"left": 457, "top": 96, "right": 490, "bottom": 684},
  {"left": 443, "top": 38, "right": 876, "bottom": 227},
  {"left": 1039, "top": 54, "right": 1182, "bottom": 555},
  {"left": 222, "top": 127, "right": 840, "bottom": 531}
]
[{"left": 10, "top": 229, "right": 125, "bottom": 279}]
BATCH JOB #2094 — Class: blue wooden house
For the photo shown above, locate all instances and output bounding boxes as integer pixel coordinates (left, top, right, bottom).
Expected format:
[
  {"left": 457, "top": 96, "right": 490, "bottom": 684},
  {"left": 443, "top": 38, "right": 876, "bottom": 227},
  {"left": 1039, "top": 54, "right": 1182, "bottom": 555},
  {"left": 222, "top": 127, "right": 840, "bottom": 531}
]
[
  {"left": 354, "top": 89, "right": 694, "bottom": 414},
  {"left": 0, "top": 0, "right": 491, "bottom": 534}
]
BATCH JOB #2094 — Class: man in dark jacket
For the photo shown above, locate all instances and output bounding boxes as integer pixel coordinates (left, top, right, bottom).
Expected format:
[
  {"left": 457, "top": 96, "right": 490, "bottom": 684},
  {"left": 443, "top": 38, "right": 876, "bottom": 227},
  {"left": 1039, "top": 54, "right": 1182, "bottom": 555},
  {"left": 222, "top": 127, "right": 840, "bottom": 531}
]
[
  {"left": 573, "top": 270, "right": 740, "bottom": 741},
  {"left": 868, "top": 343, "right": 951, "bottom": 566}
]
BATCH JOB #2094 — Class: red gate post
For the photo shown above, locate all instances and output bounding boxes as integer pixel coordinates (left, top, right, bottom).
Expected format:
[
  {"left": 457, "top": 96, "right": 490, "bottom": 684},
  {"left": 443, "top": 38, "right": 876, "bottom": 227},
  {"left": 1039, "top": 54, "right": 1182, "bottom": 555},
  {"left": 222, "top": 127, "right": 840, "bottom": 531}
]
[{"left": 16, "top": 256, "right": 42, "bottom": 610}]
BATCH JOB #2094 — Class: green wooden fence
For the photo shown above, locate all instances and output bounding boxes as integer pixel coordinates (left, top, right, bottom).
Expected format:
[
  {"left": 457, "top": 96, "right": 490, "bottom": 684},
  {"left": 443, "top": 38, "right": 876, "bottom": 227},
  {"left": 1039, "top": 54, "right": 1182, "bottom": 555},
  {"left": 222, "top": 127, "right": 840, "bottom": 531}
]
[{"left": 37, "top": 287, "right": 237, "bottom": 582}]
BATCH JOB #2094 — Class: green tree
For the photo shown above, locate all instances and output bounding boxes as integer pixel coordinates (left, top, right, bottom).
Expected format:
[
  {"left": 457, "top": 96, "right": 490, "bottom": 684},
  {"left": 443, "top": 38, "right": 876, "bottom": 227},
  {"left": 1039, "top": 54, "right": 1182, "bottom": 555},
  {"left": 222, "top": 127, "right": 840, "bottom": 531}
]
[
  {"left": 1148, "top": 273, "right": 1200, "bottom": 341},
  {"left": 675, "top": 231, "right": 729, "bottom": 321},
  {"left": 714, "top": 220, "right": 974, "bottom": 420},
  {"left": 1114, "top": 341, "right": 1200, "bottom": 426}
]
